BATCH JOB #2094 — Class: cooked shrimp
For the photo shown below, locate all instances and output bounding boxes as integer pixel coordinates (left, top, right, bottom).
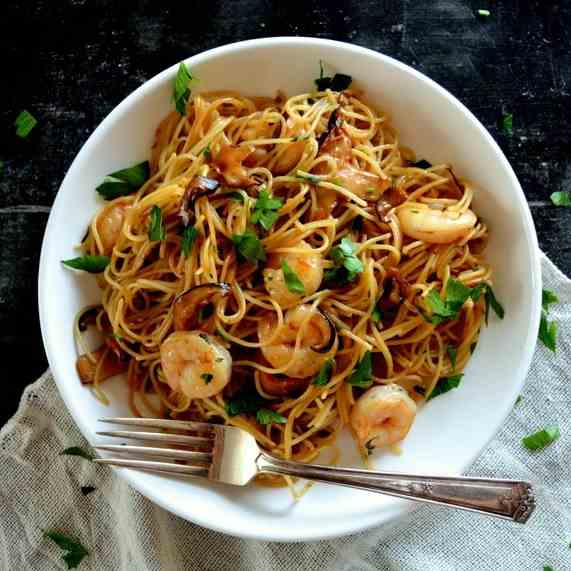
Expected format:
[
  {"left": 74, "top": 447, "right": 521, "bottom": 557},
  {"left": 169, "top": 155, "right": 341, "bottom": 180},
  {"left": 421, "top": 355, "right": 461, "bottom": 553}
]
[
  {"left": 263, "top": 240, "right": 323, "bottom": 307},
  {"left": 213, "top": 144, "right": 256, "bottom": 187},
  {"left": 350, "top": 384, "right": 417, "bottom": 448},
  {"left": 397, "top": 202, "right": 477, "bottom": 244},
  {"left": 258, "top": 305, "right": 335, "bottom": 378},
  {"left": 272, "top": 140, "right": 306, "bottom": 175},
  {"left": 160, "top": 331, "right": 232, "bottom": 398},
  {"left": 96, "top": 198, "right": 130, "bottom": 255}
]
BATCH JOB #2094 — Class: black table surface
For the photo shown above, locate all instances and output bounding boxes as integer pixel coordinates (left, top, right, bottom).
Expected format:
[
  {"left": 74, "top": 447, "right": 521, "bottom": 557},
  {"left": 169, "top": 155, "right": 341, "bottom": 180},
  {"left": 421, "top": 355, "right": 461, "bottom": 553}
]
[{"left": 1, "top": 0, "right": 569, "bottom": 425}]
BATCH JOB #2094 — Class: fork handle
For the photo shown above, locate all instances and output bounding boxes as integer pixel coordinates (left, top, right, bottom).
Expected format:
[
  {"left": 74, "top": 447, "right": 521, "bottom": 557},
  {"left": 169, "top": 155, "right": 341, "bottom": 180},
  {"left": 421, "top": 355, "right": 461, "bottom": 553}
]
[{"left": 256, "top": 453, "right": 535, "bottom": 523}]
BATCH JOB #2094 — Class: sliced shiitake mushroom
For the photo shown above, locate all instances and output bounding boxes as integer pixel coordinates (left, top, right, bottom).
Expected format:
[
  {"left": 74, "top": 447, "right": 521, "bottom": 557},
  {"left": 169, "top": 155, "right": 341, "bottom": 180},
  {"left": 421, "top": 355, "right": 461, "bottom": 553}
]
[
  {"left": 173, "top": 282, "right": 231, "bottom": 331},
  {"left": 179, "top": 176, "right": 221, "bottom": 226},
  {"left": 259, "top": 371, "right": 310, "bottom": 397},
  {"left": 76, "top": 344, "right": 128, "bottom": 385},
  {"left": 310, "top": 308, "right": 338, "bottom": 354}
]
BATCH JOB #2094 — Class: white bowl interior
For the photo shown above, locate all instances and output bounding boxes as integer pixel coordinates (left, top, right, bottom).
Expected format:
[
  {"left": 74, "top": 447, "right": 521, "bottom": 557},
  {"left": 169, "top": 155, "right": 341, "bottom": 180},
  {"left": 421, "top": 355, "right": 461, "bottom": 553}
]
[{"left": 39, "top": 38, "right": 541, "bottom": 541}]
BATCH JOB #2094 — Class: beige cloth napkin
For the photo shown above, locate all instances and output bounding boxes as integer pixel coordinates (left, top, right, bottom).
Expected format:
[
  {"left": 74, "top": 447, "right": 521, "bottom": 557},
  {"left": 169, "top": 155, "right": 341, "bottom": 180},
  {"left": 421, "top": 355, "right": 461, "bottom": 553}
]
[{"left": 1, "top": 252, "right": 570, "bottom": 570}]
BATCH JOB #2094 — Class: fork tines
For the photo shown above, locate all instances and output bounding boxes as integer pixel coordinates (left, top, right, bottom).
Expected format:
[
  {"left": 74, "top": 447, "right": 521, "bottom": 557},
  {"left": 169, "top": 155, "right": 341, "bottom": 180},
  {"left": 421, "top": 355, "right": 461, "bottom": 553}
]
[{"left": 94, "top": 417, "right": 217, "bottom": 479}]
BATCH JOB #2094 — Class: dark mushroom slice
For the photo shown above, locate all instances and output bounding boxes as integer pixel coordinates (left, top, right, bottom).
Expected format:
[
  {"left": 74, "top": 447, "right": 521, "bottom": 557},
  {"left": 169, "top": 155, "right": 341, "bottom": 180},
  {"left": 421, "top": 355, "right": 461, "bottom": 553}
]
[
  {"left": 376, "top": 186, "right": 408, "bottom": 222},
  {"left": 76, "top": 345, "right": 129, "bottom": 385},
  {"left": 179, "top": 176, "right": 221, "bottom": 226},
  {"left": 311, "top": 308, "right": 338, "bottom": 354},
  {"left": 173, "top": 282, "right": 232, "bottom": 331},
  {"left": 259, "top": 371, "right": 310, "bottom": 397}
]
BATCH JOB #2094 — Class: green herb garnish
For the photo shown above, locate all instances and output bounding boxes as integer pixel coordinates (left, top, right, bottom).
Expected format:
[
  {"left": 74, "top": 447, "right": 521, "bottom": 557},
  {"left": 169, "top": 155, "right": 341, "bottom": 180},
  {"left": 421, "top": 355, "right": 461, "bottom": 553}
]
[
  {"left": 313, "top": 359, "right": 334, "bottom": 386},
  {"left": 515, "top": 395, "right": 523, "bottom": 406},
  {"left": 95, "top": 161, "right": 150, "bottom": 200},
  {"left": 348, "top": 351, "right": 373, "bottom": 388},
  {"left": 502, "top": 113, "right": 513, "bottom": 136},
  {"left": 173, "top": 62, "right": 195, "bottom": 115},
  {"left": 226, "top": 191, "right": 245, "bottom": 203},
  {"left": 62, "top": 255, "right": 110, "bottom": 274},
  {"left": 371, "top": 304, "right": 382, "bottom": 323},
  {"left": 522, "top": 426, "right": 560, "bottom": 450},
  {"left": 426, "top": 374, "right": 463, "bottom": 401},
  {"left": 148, "top": 205, "right": 165, "bottom": 241},
  {"left": 251, "top": 189, "right": 283, "bottom": 230},
  {"left": 477, "top": 9, "right": 491, "bottom": 17},
  {"left": 232, "top": 230, "right": 266, "bottom": 263},
  {"left": 0, "top": 160, "right": 4, "bottom": 177},
  {"left": 225, "top": 393, "right": 266, "bottom": 417},
  {"left": 203, "top": 144, "right": 211, "bottom": 159},
  {"left": 181, "top": 225, "right": 198, "bottom": 257},
  {"left": 539, "top": 288, "right": 558, "bottom": 352},
  {"left": 256, "top": 408, "right": 287, "bottom": 425},
  {"left": 15, "top": 110, "right": 37, "bottom": 138},
  {"left": 60, "top": 447, "right": 94, "bottom": 461},
  {"left": 330, "top": 237, "right": 364, "bottom": 282},
  {"left": 281, "top": 260, "right": 305, "bottom": 295},
  {"left": 201, "top": 373, "right": 213, "bottom": 384},
  {"left": 446, "top": 345, "right": 458, "bottom": 371},
  {"left": 80, "top": 486, "right": 96, "bottom": 496},
  {"left": 550, "top": 191, "right": 571, "bottom": 207},
  {"left": 44, "top": 530, "right": 89, "bottom": 569},
  {"left": 314, "top": 61, "right": 352, "bottom": 91}
]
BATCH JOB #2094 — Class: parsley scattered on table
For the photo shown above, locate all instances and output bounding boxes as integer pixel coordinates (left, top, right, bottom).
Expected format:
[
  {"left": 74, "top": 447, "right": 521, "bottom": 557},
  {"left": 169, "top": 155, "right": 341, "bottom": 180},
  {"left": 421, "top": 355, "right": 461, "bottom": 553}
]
[
  {"left": 44, "top": 530, "right": 89, "bottom": 569},
  {"left": 15, "top": 110, "right": 37, "bottom": 138},
  {"left": 80, "top": 486, "right": 96, "bottom": 496},
  {"left": 539, "top": 288, "right": 558, "bottom": 352},
  {"left": 522, "top": 426, "right": 560, "bottom": 450},
  {"left": 477, "top": 9, "right": 491, "bottom": 17},
  {"left": 550, "top": 191, "right": 571, "bottom": 207},
  {"left": 60, "top": 447, "right": 95, "bottom": 461},
  {"left": 502, "top": 112, "right": 513, "bottom": 136}
]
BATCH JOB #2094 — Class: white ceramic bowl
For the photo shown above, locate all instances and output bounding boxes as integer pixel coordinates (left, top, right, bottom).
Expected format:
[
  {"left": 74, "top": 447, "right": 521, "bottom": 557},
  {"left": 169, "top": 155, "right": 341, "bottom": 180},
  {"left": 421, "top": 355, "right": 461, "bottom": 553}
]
[{"left": 39, "top": 37, "right": 541, "bottom": 541}]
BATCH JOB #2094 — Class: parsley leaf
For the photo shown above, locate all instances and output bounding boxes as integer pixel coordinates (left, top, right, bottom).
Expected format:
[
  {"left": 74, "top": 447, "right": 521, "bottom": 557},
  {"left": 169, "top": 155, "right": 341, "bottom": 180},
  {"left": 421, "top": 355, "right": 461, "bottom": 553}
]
[
  {"left": 181, "top": 225, "right": 198, "bottom": 257},
  {"left": 542, "top": 289, "right": 559, "bottom": 311},
  {"left": 314, "top": 61, "right": 353, "bottom": 91},
  {"left": 256, "top": 408, "right": 287, "bottom": 425},
  {"left": 148, "top": 205, "right": 165, "bottom": 241},
  {"left": 426, "top": 374, "right": 463, "bottom": 401},
  {"left": 543, "top": 566, "right": 554, "bottom": 571},
  {"left": 173, "top": 62, "right": 195, "bottom": 115},
  {"left": 80, "top": 486, "right": 96, "bottom": 496},
  {"left": 225, "top": 393, "right": 265, "bottom": 417},
  {"left": 0, "top": 160, "right": 5, "bottom": 178},
  {"left": 313, "top": 359, "right": 334, "bottom": 386},
  {"left": 232, "top": 230, "right": 266, "bottom": 263},
  {"left": 371, "top": 304, "right": 382, "bottom": 323},
  {"left": 484, "top": 285, "right": 505, "bottom": 323},
  {"left": 539, "top": 312, "right": 557, "bottom": 352},
  {"left": 281, "top": 260, "right": 305, "bottom": 295},
  {"left": 44, "top": 530, "right": 89, "bottom": 569},
  {"left": 348, "top": 351, "right": 373, "bottom": 388},
  {"left": 95, "top": 161, "right": 150, "bottom": 200},
  {"left": 14, "top": 110, "right": 37, "bottom": 138},
  {"left": 446, "top": 345, "right": 458, "bottom": 371},
  {"left": 550, "top": 191, "right": 571, "bottom": 207},
  {"left": 251, "top": 190, "right": 283, "bottom": 230},
  {"left": 62, "top": 255, "right": 110, "bottom": 274},
  {"left": 522, "top": 426, "right": 560, "bottom": 450},
  {"left": 60, "top": 447, "right": 95, "bottom": 461},
  {"left": 330, "top": 237, "right": 364, "bottom": 282},
  {"left": 477, "top": 9, "right": 491, "bottom": 17},
  {"left": 502, "top": 113, "right": 513, "bottom": 136},
  {"left": 226, "top": 191, "right": 245, "bottom": 203},
  {"left": 201, "top": 373, "right": 213, "bottom": 384}
]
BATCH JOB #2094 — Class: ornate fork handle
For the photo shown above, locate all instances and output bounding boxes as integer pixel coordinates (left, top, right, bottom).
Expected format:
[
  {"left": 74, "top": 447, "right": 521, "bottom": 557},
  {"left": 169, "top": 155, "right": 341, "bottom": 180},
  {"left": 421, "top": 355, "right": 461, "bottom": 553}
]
[{"left": 257, "top": 453, "right": 535, "bottom": 523}]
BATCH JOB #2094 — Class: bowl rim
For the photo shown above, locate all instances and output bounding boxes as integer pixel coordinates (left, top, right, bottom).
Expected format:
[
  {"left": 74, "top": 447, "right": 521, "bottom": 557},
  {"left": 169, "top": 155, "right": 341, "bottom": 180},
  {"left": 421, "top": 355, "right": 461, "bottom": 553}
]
[{"left": 38, "top": 36, "right": 542, "bottom": 541}]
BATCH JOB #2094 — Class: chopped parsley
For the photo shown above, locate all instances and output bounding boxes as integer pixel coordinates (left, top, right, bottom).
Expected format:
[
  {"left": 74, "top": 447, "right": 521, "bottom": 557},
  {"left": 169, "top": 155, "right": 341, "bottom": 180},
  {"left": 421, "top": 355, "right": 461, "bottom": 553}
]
[
  {"left": 60, "top": 447, "right": 95, "bottom": 461},
  {"left": 226, "top": 191, "right": 245, "bottom": 203},
  {"left": 256, "top": 408, "right": 287, "bottom": 425},
  {"left": 477, "top": 9, "right": 491, "bottom": 17},
  {"left": 348, "top": 351, "right": 373, "bottom": 388},
  {"left": 201, "top": 373, "right": 213, "bottom": 384},
  {"left": 0, "top": 160, "right": 4, "bottom": 178},
  {"left": 181, "top": 225, "right": 198, "bottom": 257},
  {"left": 330, "top": 237, "right": 364, "bottom": 282},
  {"left": 225, "top": 393, "right": 266, "bottom": 417},
  {"left": 80, "top": 486, "right": 96, "bottom": 496},
  {"left": 446, "top": 345, "right": 458, "bottom": 371},
  {"left": 426, "top": 374, "right": 463, "bottom": 401},
  {"left": 251, "top": 189, "right": 283, "bottom": 230},
  {"left": 314, "top": 61, "right": 353, "bottom": 91},
  {"left": 281, "top": 260, "right": 305, "bottom": 295},
  {"left": 313, "top": 359, "right": 334, "bottom": 386},
  {"left": 515, "top": 395, "right": 523, "bottom": 406},
  {"left": 44, "top": 530, "right": 89, "bottom": 569},
  {"left": 173, "top": 62, "right": 195, "bottom": 115},
  {"left": 148, "top": 205, "right": 165, "bottom": 241},
  {"left": 62, "top": 255, "right": 110, "bottom": 274},
  {"left": 550, "top": 191, "right": 571, "bottom": 207},
  {"left": 231, "top": 230, "right": 266, "bottom": 263},
  {"left": 203, "top": 144, "right": 211, "bottom": 159},
  {"left": 371, "top": 304, "right": 382, "bottom": 323},
  {"left": 14, "top": 110, "right": 37, "bottom": 138},
  {"left": 522, "top": 426, "right": 560, "bottom": 450},
  {"left": 539, "top": 288, "right": 558, "bottom": 352},
  {"left": 95, "top": 161, "right": 150, "bottom": 200},
  {"left": 502, "top": 112, "right": 513, "bottom": 136}
]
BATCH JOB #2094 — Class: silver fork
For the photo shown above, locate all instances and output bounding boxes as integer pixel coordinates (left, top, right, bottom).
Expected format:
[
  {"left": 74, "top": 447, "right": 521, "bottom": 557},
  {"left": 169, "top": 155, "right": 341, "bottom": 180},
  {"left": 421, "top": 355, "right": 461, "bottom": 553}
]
[{"left": 94, "top": 417, "right": 535, "bottom": 523}]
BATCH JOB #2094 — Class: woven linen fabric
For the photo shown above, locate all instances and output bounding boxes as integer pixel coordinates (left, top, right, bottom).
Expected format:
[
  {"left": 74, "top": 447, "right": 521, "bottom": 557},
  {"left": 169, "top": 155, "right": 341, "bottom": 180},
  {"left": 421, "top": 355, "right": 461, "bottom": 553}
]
[{"left": 1, "top": 252, "right": 570, "bottom": 571}]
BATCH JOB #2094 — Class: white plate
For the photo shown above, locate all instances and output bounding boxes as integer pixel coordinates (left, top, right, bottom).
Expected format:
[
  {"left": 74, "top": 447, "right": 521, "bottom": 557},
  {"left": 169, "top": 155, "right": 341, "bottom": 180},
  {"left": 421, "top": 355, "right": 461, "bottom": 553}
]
[{"left": 38, "top": 37, "right": 542, "bottom": 541}]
